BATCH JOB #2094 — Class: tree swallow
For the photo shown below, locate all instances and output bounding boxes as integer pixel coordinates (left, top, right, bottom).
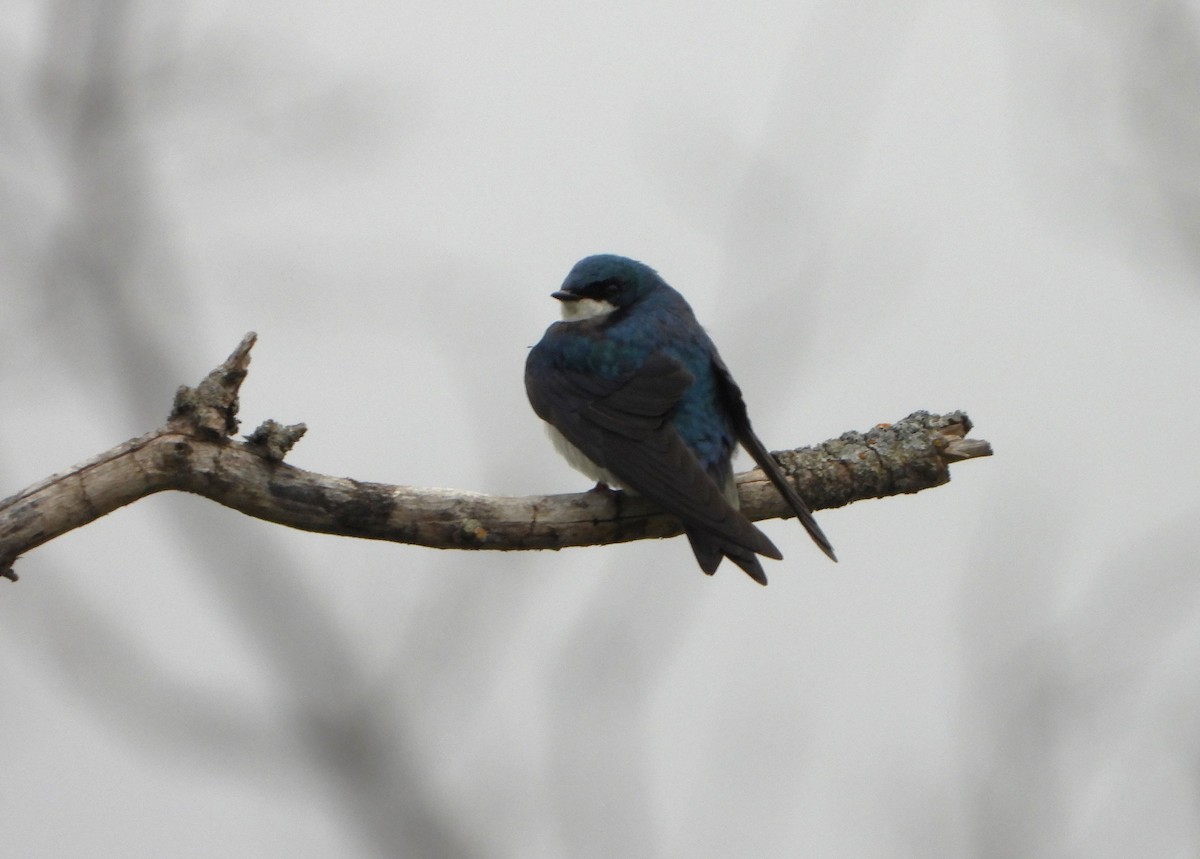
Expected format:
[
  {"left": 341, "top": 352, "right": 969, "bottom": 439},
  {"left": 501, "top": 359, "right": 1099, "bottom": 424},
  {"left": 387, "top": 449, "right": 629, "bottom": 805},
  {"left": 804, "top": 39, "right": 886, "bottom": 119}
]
[{"left": 525, "top": 254, "right": 836, "bottom": 585}]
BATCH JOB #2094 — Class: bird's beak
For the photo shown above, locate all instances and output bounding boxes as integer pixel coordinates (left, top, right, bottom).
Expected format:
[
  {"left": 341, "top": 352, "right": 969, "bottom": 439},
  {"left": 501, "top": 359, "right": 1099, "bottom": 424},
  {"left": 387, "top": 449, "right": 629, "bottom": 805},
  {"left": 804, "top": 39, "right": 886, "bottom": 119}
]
[{"left": 551, "top": 290, "right": 580, "bottom": 302}]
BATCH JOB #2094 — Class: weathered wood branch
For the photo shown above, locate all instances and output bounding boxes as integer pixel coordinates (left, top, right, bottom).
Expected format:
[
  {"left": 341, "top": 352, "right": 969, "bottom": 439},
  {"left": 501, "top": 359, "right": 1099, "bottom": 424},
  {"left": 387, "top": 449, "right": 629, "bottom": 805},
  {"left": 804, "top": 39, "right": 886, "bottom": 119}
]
[{"left": 0, "top": 333, "right": 992, "bottom": 581}]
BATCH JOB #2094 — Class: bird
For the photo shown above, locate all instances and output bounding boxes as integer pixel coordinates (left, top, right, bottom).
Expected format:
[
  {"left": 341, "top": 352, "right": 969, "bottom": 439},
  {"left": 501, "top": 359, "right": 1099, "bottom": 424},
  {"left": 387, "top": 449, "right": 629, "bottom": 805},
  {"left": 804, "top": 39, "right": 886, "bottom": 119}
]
[{"left": 525, "top": 254, "right": 836, "bottom": 584}]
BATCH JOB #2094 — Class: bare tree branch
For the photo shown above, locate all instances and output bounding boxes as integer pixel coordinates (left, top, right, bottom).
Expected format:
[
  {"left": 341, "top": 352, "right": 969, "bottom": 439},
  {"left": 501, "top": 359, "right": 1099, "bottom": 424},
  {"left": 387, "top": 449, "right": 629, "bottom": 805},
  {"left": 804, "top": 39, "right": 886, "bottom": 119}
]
[{"left": 0, "top": 333, "right": 992, "bottom": 581}]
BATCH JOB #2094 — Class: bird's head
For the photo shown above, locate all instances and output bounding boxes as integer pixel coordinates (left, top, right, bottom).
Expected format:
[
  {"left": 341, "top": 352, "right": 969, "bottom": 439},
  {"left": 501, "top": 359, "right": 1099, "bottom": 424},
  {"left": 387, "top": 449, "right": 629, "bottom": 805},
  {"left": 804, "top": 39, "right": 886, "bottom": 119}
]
[{"left": 552, "top": 254, "right": 660, "bottom": 321}]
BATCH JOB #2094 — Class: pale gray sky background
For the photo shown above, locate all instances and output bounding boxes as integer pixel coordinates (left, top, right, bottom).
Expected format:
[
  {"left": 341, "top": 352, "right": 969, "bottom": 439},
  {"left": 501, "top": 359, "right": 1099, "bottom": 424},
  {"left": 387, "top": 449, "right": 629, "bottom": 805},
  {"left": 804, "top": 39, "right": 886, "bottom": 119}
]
[{"left": 2, "top": 2, "right": 1199, "bottom": 856}]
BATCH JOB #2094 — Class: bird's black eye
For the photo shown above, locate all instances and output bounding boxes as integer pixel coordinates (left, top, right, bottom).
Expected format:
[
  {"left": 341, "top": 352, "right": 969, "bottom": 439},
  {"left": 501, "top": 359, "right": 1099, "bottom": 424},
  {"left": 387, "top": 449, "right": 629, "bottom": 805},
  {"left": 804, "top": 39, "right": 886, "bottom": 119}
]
[{"left": 583, "top": 277, "right": 622, "bottom": 301}]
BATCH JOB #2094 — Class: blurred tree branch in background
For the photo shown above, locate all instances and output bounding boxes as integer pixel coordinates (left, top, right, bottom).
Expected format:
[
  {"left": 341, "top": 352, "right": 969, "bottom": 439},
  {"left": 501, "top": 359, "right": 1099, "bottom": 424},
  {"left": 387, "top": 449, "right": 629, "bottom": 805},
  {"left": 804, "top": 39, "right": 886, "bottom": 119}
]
[
  {"left": 6, "top": 7, "right": 482, "bottom": 856},
  {"left": 0, "top": 332, "right": 992, "bottom": 582}
]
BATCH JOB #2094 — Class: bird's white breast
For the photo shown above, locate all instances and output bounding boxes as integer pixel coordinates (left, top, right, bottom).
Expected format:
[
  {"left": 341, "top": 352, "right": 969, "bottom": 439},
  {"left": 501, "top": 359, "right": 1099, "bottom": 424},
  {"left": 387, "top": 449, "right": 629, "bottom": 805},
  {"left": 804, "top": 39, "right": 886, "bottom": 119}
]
[{"left": 545, "top": 424, "right": 628, "bottom": 490}]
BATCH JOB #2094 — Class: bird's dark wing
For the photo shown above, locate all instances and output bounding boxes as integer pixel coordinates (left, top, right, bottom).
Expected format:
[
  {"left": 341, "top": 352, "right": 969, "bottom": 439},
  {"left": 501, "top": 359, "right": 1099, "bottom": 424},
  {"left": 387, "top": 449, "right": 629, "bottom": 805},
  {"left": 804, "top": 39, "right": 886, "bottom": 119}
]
[
  {"left": 710, "top": 352, "right": 837, "bottom": 562},
  {"left": 527, "top": 350, "right": 780, "bottom": 579}
]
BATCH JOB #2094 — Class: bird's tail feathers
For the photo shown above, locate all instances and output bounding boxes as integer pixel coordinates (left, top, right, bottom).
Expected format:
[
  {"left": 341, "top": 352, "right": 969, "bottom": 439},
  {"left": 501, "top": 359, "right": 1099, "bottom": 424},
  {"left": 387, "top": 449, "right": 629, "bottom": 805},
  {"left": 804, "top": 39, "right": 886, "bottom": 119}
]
[
  {"left": 684, "top": 525, "right": 774, "bottom": 586},
  {"left": 738, "top": 431, "right": 837, "bottom": 562}
]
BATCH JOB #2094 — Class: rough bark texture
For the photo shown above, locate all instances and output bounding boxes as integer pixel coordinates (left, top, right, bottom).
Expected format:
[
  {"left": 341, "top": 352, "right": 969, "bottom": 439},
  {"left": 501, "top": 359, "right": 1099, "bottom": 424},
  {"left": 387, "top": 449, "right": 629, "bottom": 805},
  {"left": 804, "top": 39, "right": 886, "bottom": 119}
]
[{"left": 0, "top": 333, "right": 992, "bottom": 581}]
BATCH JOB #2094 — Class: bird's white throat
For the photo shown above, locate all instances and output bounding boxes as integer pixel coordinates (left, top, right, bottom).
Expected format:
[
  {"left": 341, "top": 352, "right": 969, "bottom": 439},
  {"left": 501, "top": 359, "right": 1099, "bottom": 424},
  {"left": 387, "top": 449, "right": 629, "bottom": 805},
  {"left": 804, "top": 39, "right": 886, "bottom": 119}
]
[{"left": 560, "top": 297, "right": 617, "bottom": 321}]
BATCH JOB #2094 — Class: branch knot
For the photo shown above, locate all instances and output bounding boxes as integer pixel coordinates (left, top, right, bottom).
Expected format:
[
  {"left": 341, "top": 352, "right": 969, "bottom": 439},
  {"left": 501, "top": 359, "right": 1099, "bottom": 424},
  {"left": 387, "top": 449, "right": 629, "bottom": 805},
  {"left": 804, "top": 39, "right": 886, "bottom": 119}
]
[
  {"left": 167, "top": 332, "right": 257, "bottom": 439},
  {"left": 244, "top": 420, "right": 308, "bottom": 463}
]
